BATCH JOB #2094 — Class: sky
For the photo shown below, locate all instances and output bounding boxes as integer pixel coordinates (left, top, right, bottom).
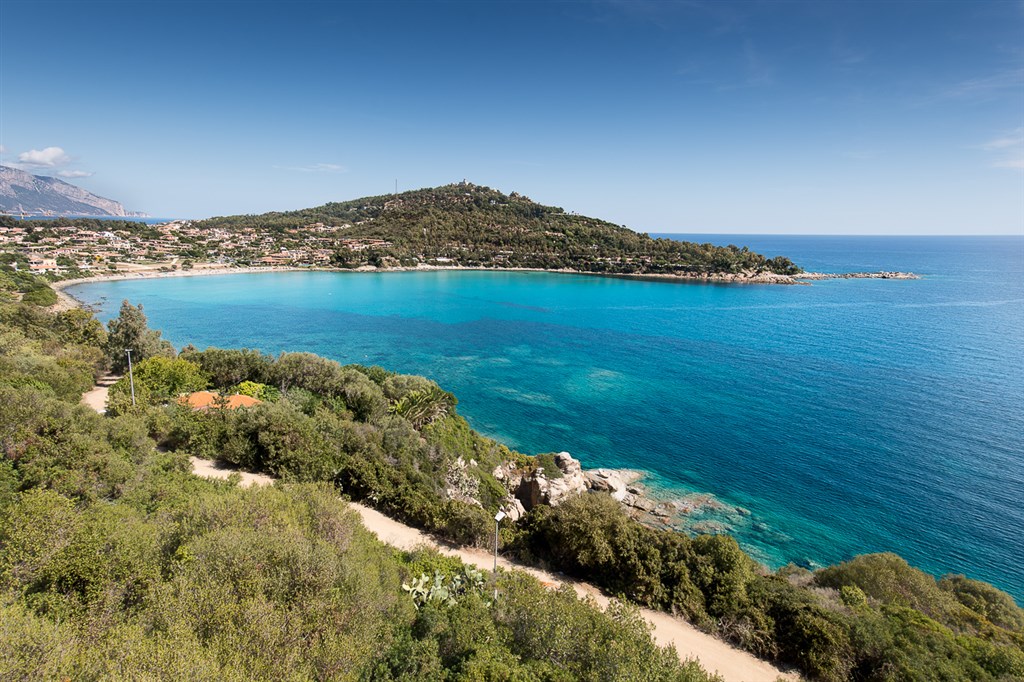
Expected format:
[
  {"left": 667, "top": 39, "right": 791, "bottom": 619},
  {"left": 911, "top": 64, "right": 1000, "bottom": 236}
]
[{"left": 1, "top": 0, "right": 1022, "bottom": 234}]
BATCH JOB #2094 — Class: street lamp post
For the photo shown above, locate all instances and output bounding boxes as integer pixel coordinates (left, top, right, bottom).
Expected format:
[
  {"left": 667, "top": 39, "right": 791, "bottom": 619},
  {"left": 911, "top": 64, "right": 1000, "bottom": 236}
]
[
  {"left": 125, "top": 349, "right": 136, "bottom": 406},
  {"left": 493, "top": 510, "right": 506, "bottom": 601}
]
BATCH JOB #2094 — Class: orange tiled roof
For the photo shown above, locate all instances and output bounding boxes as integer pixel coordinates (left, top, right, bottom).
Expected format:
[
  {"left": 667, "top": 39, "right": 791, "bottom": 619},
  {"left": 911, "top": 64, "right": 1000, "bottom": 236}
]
[{"left": 179, "top": 391, "right": 262, "bottom": 410}]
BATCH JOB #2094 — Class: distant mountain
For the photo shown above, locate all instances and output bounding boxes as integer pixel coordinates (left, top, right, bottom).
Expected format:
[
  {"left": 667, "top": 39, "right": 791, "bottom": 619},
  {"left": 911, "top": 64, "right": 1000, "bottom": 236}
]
[{"left": 0, "top": 165, "right": 145, "bottom": 217}]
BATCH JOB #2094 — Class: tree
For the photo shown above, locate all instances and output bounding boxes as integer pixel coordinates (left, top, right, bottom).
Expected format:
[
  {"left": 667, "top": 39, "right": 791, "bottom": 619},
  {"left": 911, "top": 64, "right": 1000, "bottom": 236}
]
[{"left": 104, "top": 300, "right": 175, "bottom": 373}]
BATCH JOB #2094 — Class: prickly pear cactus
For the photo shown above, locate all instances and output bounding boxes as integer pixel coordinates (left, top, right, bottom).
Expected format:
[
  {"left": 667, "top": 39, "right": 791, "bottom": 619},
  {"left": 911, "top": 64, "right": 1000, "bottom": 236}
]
[{"left": 402, "top": 567, "right": 489, "bottom": 609}]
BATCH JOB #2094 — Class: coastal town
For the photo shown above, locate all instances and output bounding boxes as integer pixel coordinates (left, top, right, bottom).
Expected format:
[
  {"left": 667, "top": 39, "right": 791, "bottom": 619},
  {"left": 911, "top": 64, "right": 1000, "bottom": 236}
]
[
  {"left": 0, "top": 219, "right": 393, "bottom": 276},
  {"left": 0, "top": 216, "right": 920, "bottom": 286}
]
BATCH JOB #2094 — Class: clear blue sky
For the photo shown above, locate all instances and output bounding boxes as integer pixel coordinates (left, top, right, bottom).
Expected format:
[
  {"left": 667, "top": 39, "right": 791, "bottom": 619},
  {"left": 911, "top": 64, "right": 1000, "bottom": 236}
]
[{"left": 1, "top": 1, "right": 1022, "bottom": 234}]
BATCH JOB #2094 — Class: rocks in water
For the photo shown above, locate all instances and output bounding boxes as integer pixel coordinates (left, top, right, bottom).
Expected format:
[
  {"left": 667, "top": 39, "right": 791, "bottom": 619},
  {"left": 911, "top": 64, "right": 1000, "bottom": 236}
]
[
  {"left": 690, "top": 520, "right": 730, "bottom": 534},
  {"left": 584, "top": 468, "right": 642, "bottom": 502},
  {"left": 622, "top": 493, "right": 657, "bottom": 513},
  {"left": 795, "top": 271, "right": 919, "bottom": 280},
  {"left": 494, "top": 453, "right": 757, "bottom": 541}
]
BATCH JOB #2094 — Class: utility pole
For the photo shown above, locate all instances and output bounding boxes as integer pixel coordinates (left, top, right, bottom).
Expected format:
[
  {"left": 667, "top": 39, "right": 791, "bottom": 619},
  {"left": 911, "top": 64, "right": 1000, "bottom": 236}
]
[
  {"left": 493, "top": 510, "right": 506, "bottom": 600},
  {"left": 125, "top": 349, "right": 136, "bottom": 406}
]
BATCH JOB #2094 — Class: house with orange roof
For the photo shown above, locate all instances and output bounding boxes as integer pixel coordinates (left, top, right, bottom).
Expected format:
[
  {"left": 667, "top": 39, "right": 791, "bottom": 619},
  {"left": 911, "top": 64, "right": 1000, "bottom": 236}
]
[{"left": 179, "top": 391, "right": 262, "bottom": 411}]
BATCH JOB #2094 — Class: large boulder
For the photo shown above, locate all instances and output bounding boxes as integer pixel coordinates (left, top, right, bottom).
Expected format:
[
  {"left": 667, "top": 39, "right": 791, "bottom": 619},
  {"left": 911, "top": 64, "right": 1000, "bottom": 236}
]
[
  {"left": 544, "top": 452, "right": 588, "bottom": 506},
  {"left": 584, "top": 468, "right": 641, "bottom": 502},
  {"left": 493, "top": 451, "right": 589, "bottom": 511}
]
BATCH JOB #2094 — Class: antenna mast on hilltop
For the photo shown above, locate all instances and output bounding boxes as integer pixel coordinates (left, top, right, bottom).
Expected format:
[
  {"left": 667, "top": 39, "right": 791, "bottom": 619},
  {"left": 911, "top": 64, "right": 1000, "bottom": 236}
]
[{"left": 394, "top": 179, "right": 398, "bottom": 195}]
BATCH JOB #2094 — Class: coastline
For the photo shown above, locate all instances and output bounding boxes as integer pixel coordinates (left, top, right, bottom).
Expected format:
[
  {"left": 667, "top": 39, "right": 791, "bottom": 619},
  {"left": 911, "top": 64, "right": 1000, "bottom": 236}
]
[
  {"left": 50, "top": 265, "right": 307, "bottom": 311},
  {"left": 50, "top": 262, "right": 920, "bottom": 312}
]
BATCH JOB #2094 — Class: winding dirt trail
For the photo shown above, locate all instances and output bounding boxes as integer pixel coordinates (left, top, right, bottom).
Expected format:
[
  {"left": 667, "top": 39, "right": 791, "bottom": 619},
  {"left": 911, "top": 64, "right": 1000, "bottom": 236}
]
[
  {"left": 80, "top": 375, "right": 117, "bottom": 413},
  {"left": 79, "top": 381, "right": 796, "bottom": 681},
  {"left": 183, "top": 458, "right": 797, "bottom": 681}
]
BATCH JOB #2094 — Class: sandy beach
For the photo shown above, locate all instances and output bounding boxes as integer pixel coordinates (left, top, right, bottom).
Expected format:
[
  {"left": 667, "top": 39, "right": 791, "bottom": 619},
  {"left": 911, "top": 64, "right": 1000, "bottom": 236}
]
[{"left": 49, "top": 264, "right": 306, "bottom": 311}]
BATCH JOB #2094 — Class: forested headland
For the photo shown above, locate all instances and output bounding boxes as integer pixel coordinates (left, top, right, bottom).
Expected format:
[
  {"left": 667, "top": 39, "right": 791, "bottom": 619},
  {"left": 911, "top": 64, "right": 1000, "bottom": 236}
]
[
  {"left": 196, "top": 182, "right": 802, "bottom": 277},
  {"left": 2, "top": 267, "right": 1023, "bottom": 681}
]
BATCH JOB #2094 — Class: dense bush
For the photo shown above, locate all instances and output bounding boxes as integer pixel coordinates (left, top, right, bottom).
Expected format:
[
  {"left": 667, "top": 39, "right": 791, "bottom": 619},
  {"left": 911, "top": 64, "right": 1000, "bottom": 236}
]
[
  {"left": 0, "top": 376, "right": 711, "bottom": 680},
  {"left": 512, "top": 494, "right": 1024, "bottom": 681},
  {"left": 107, "top": 355, "right": 210, "bottom": 415}
]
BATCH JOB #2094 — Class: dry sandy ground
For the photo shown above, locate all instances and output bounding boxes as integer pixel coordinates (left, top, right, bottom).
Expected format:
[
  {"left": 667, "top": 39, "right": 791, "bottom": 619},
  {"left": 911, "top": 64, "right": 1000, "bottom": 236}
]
[
  {"left": 80, "top": 376, "right": 117, "bottom": 413},
  {"left": 78, "top": 381, "right": 797, "bottom": 680}
]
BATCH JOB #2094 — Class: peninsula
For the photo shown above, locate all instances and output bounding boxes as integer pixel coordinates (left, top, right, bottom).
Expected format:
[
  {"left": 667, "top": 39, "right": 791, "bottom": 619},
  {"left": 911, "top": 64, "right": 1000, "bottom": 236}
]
[{"left": 1, "top": 182, "right": 919, "bottom": 285}]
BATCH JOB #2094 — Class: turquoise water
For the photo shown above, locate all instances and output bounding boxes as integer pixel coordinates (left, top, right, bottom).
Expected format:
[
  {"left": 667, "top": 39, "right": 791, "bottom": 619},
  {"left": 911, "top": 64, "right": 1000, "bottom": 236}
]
[{"left": 68, "top": 236, "right": 1024, "bottom": 601}]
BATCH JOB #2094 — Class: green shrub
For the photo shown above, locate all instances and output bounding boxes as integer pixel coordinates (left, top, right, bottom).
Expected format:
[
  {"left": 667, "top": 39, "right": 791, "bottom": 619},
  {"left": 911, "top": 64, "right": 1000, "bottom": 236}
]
[{"left": 21, "top": 286, "right": 57, "bottom": 307}]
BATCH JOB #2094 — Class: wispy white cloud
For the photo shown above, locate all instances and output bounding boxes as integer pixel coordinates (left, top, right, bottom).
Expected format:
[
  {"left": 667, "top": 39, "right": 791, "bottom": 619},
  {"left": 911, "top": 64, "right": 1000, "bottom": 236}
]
[
  {"left": 979, "top": 128, "right": 1024, "bottom": 150},
  {"left": 58, "top": 169, "right": 94, "bottom": 178},
  {"left": 274, "top": 162, "right": 348, "bottom": 173},
  {"left": 977, "top": 127, "right": 1024, "bottom": 170},
  {"left": 18, "top": 146, "right": 71, "bottom": 168},
  {"left": 941, "top": 68, "right": 1024, "bottom": 100}
]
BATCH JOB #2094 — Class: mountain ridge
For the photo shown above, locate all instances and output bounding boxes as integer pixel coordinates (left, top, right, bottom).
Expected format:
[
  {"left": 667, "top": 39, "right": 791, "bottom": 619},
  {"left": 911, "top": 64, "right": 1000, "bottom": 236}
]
[{"left": 0, "top": 165, "right": 145, "bottom": 217}]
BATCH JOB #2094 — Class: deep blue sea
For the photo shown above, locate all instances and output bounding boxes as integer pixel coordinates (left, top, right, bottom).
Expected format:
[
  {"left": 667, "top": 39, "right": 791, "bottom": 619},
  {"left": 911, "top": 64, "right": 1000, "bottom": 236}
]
[{"left": 68, "top": 235, "right": 1024, "bottom": 602}]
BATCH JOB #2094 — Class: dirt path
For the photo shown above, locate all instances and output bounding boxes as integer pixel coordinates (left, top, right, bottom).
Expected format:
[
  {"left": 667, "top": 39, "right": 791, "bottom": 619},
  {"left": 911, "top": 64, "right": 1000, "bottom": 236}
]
[
  {"left": 76, "top": 379, "right": 795, "bottom": 681},
  {"left": 185, "top": 455, "right": 797, "bottom": 682},
  {"left": 80, "top": 375, "right": 117, "bottom": 413}
]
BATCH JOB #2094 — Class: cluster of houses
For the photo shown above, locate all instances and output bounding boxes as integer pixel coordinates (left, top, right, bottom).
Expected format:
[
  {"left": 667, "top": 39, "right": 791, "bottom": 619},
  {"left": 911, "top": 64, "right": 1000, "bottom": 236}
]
[
  {"left": 0, "top": 220, "right": 394, "bottom": 274},
  {"left": 0, "top": 224, "right": 132, "bottom": 273}
]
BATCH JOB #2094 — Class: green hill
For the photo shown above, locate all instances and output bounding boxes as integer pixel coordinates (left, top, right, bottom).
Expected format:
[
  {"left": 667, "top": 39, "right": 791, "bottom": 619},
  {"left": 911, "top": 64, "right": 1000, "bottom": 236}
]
[{"left": 197, "top": 182, "right": 801, "bottom": 276}]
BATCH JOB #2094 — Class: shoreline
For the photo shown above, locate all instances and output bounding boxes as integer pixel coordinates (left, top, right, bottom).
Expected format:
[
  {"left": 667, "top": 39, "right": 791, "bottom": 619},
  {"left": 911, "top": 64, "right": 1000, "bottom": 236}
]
[
  {"left": 50, "top": 265, "right": 307, "bottom": 311},
  {"left": 50, "top": 262, "right": 919, "bottom": 311}
]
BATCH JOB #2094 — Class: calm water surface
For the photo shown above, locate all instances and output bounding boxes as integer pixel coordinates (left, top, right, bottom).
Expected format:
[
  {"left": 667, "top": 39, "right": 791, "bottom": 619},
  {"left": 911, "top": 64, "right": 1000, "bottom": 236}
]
[{"left": 69, "top": 235, "right": 1024, "bottom": 601}]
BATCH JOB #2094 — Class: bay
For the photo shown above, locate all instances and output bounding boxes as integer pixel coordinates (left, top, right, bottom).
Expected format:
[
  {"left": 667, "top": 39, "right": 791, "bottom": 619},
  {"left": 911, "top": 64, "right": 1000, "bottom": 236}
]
[{"left": 68, "top": 235, "right": 1024, "bottom": 601}]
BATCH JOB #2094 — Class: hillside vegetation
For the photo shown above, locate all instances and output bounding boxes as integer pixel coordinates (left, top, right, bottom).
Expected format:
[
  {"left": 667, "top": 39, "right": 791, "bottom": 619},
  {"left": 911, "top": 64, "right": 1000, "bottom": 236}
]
[
  {"left": 0, "top": 283, "right": 713, "bottom": 681},
  {"left": 1, "top": 279, "right": 1022, "bottom": 681},
  {"left": 197, "top": 183, "right": 801, "bottom": 275}
]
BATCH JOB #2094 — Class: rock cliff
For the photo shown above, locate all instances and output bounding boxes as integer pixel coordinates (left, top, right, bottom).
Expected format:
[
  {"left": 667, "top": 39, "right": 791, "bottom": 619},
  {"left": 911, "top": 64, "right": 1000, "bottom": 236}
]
[{"left": 0, "top": 165, "right": 140, "bottom": 216}]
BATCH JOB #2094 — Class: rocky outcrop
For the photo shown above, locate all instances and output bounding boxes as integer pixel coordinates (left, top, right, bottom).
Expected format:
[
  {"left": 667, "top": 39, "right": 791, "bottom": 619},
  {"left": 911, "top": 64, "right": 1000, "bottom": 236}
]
[
  {"left": 584, "top": 468, "right": 642, "bottom": 502},
  {"left": 0, "top": 165, "right": 141, "bottom": 217},
  {"left": 609, "top": 270, "right": 802, "bottom": 285},
  {"left": 795, "top": 271, "right": 919, "bottom": 280},
  {"left": 493, "top": 451, "right": 589, "bottom": 513},
  {"left": 494, "top": 453, "right": 757, "bottom": 536},
  {"left": 612, "top": 270, "right": 919, "bottom": 286}
]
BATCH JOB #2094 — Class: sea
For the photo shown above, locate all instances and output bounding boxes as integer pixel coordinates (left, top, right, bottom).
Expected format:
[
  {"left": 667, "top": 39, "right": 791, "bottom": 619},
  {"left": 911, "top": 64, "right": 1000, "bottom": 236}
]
[{"left": 67, "top": 235, "right": 1024, "bottom": 602}]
